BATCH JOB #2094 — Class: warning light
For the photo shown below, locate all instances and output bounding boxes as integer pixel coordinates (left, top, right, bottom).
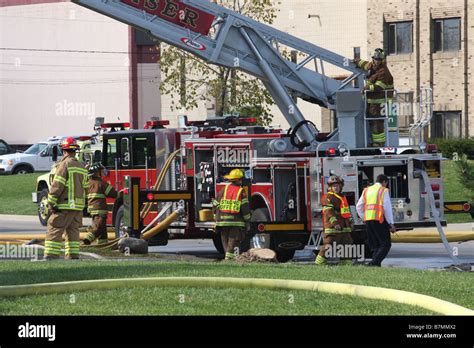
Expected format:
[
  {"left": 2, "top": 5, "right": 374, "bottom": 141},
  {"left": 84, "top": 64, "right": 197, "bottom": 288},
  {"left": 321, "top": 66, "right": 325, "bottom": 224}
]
[
  {"left": 101, "top": 122, "right": 130, "bottom": 131},
  {"left": 463, "top": 203, "right": 471, "bottom": 212},
  {"left": 326, "top": 148, "right": 337, "bottom": 157},
  {"left": 147, "top": 193, "right": 155, "bottom": 201},
  {"left": 123, "top": 188, "right": 129, "bottom": 195},
  {"left": 431, "top": 184, "right": 440, "bottom": 191},
  {"left": 144, "top": 120, "right": 170, "bottom": 129},
  {"left": 257, "top": 224, "right": 265, "bottom": 232}
]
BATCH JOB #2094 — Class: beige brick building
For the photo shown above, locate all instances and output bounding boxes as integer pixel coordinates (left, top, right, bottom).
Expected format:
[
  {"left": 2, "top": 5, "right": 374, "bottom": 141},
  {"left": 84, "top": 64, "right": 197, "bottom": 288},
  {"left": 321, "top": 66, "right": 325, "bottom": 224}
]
[{"left": 368, "top": 0, "right": 473, "bottom": 138}]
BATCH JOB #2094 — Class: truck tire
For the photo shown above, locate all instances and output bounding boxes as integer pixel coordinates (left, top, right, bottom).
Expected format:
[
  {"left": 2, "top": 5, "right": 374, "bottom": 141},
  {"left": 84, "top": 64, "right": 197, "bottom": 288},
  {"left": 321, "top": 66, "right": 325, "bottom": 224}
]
[
  {"left": 37, "top": 189, "right": 50, "bottom": 226},
  {"left": 212, "top": 232, "right": 225, "bottom": 254},
  {"left": 13, "top": 165, "right": 33, "bottom": 175},
  {"left": 114, "top": 205, "right": 127, "bottom": 238}
]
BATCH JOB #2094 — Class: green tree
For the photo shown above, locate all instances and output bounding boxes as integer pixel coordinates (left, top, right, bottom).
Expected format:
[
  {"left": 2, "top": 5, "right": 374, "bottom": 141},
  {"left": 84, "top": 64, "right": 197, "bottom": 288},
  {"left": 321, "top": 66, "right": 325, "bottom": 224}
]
[
  {"left": 159, "top": 0, "right": 279, "bottom": 125},
  {"left": 454, "top": 155, "right": 474, "bottom": 200}
]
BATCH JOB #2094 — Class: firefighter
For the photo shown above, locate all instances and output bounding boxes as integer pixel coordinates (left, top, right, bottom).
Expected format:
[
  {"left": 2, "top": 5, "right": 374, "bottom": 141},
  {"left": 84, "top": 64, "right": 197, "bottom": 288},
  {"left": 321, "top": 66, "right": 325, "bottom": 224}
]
[
  {"left": 354, "top": 48, "right": 394, "bottom": 147},
  {"left": 356, "top": 174, "right": 397, "bottom": 267},
  {"left": 83, "top": 162, "right": 117, "bottom": 245},
  {"left": 213, "top": 169, "right": 251, "bottom": 260},
  {"left": 45, "top": 137, "right": 89, "bottom": 260},
  {"left": 316, "top": 175, "right": 354, "bottom": 265}
]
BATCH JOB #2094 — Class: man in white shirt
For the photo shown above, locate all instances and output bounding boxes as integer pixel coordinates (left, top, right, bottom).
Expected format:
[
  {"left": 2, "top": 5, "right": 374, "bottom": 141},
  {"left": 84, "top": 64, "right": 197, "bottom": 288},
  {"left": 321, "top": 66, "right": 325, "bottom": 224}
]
[{"left": 356, "top": 174, "right": 397, "bottom": 266}]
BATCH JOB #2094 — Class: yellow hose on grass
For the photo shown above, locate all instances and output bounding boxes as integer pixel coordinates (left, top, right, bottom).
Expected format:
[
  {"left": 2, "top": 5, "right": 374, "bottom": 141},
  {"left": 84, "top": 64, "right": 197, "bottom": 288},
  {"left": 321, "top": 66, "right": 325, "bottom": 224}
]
[
  {"left": 392, "top": 231, "right": 474, "bottom": 243},
  {"left": 0, "top": 277, "right": 471, "bottom": 315}
]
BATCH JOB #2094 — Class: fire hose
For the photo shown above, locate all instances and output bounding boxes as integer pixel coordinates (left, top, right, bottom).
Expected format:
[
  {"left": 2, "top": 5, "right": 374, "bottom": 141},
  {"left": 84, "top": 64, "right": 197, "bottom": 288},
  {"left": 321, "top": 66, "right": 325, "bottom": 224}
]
[
  {"left": 0, "top": 277, "right": 471, "bottom": 315},
  {"left": 140, "top": 149, "right": 180, "bottom": 219}
]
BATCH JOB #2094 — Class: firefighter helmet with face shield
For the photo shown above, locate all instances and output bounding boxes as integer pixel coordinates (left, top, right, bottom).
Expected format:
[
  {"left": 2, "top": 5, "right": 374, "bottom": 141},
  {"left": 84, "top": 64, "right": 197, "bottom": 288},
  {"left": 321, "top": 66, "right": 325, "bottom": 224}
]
[
  {"left": 372, "top": 48, "right": 386, "bottom": 61},
  {"left": 60, "top": 137, "right": 79, "bottom": 151},
  {"left": 328, "top": 175, "right": 344, "bottom": 187}
]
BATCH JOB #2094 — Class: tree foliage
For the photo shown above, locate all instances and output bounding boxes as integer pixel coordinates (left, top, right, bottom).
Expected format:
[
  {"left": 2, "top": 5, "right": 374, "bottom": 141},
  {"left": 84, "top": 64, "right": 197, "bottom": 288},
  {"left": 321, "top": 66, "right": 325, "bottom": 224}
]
[
  {"left": 159, "top": 0, "right": 280, "bottom": 125},
  {"left": 454, "top": 155, "right": 474, "bottom": 199}
]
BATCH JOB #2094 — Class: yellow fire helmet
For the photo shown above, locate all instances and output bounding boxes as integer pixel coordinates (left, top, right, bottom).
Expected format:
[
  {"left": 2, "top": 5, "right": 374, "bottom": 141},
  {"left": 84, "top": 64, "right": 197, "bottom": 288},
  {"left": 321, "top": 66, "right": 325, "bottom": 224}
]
[{"left": 225, "top": 168, "right": 244, "bottom": 181}]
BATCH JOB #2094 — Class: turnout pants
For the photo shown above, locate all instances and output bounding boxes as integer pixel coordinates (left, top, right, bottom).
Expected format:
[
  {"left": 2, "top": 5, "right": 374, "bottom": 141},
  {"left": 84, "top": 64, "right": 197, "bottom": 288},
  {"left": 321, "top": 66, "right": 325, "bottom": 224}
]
[
  {"left": 367, "top": 104, "right": 386, "bottom": 146},
  {"left": 366, "top": 220, "right": 392, "bottom": 266},
  {"left": 84, "top": 215, "right": 107, "bottom": 244},
  {"left": 217, "top": 226, "right": 245, "bottom": 259},
  {"left": 45, "top": 210, "right": 83, "bottom": 259},
  {"left": 316, "top": 232, "right": 353, "bottom": 264}
]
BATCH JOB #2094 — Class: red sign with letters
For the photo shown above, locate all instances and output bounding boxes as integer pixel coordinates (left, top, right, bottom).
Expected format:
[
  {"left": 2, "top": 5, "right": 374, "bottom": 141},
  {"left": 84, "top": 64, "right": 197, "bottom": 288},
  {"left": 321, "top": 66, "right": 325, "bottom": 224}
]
[{"left": 120, "top": 0, "right": 215, "bottom": 35}]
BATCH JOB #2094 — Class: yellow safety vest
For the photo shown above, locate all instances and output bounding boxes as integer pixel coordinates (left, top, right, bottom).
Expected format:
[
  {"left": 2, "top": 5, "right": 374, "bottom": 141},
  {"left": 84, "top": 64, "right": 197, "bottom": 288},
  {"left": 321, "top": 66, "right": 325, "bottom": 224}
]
[
  {"left": 219, "top": 184, "right": 243, "bottom": 214},
  {"left": 363, "top": 184, "right": 387, "bottom": 223}
]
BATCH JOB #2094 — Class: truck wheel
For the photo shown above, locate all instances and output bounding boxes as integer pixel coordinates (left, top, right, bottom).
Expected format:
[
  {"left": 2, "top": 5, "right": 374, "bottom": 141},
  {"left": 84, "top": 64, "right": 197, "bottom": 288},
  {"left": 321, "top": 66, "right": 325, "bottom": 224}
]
[
  {"left": 114, "top": 206, "right": 127, "bottom": 238},
  {"left": 37, "top": 189, "right": 50, "bottom": 226},
  {"left": 273, "top": 246, "right": 296, "bottom": 263},
  {"left": 212, "top": 232, "right": 225, "bottom": 254},
  {"left": 13, "top": 165, "right": 32, "bottom": 175}
]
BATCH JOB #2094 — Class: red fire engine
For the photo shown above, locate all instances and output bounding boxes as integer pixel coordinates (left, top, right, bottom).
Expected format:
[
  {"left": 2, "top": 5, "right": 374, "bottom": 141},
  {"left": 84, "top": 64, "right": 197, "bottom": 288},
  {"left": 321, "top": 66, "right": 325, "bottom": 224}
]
[{"left": 73, "top": 0, "right": 451, "bottom": 261}]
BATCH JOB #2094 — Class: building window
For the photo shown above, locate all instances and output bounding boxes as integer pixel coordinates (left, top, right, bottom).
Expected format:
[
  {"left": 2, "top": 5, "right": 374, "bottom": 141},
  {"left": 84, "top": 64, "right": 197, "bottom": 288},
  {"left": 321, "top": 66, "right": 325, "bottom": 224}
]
[
  {"left": 434, "top": 18, "right": 461, "bottom": 52},
  {"left": 431, "top": 111, "right": 462, "bottom": 139},
  {"left": 353, "top": 47, "right": 361, "bottom": 59},
  {"left": 385, "top": 21, "right": 413, "bottom": 55}
]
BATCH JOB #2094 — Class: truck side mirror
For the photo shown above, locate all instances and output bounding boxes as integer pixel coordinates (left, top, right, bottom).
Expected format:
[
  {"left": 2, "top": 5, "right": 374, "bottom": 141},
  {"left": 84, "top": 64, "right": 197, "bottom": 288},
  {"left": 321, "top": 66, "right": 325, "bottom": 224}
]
[
  {"left": 52, "top": 146, "right": 58, "bottom": 162},
  {"left": 93, "top": 150, "right": 102, "bottom": 163}
]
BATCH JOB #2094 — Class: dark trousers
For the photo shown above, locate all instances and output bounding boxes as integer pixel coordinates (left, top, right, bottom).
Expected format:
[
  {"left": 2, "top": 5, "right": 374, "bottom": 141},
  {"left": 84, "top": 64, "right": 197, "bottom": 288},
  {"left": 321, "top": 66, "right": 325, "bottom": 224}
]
[{"left": 366, "top": 220, "right": 391, "bottom": 266}]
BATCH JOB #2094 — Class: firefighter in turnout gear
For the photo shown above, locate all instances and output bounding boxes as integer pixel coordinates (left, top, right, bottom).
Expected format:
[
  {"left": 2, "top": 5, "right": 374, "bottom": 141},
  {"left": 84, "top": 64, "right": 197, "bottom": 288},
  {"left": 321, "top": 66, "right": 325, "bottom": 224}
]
[
  {"left": 213, "top": 169, "right": 251, "bottom": 260},
  {"left": 316, "top": 175, "right": 354, "bottom": 265},
  {"left": 45, "top": 137, "right": 89, "bottom": 260},
  {"left": 354, "top": 48, "right": 394, "bottom": 147},
  {"left": 83, "top": 162, "right": 117, "bottom": 245},
  {"left": 356, "top": 174, "right": 397, "bottom": 267}
]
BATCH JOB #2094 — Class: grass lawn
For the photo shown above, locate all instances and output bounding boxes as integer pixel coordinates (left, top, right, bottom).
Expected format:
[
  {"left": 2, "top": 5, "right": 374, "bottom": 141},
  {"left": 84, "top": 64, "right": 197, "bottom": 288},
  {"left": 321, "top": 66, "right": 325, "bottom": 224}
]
[
  {"left": 0, "top": 173, "right": 42, "bottom": 215},
  {"left": 442, "top": 160, "right": 474, "bottom": 223},
  {"left": 0, "top": 260, "right": 472, "bottom": 315}
]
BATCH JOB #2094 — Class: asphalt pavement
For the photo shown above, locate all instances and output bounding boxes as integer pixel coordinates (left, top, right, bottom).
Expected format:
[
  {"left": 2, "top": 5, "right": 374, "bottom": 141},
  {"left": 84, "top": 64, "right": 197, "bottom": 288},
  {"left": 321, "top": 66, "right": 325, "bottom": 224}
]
[{"left": 1, "top": 214, "right": 473, "bottom": 270}]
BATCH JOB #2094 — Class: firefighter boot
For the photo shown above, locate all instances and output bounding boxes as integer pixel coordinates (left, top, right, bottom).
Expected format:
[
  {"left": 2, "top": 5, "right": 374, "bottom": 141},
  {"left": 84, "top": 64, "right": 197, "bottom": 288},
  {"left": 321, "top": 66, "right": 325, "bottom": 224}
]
[
  {"left": 82, "top": 232, "right": 95, "bottom": 245},
  {"left": 224, "top": 252, "right": 236, "bottom": 260},
  {"left": 65, "top": 241, "right": 80, "bottom": 260},
  {"left": 315, "top": 255, "right": 327, "bottom": 265}
]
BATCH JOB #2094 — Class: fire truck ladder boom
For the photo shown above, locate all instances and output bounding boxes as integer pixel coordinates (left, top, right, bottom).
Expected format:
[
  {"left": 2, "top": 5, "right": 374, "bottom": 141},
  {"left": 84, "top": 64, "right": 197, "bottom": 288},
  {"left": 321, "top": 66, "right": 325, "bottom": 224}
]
[{"left": 72, "top": 0, "right": 365, "bottom": 149}]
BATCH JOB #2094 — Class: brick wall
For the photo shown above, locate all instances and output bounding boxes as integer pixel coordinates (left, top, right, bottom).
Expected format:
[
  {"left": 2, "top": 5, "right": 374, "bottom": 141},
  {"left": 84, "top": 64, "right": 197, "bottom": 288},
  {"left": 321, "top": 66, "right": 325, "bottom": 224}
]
[{"left": 368, "top": 0, "right": 473, "bottom": 138}]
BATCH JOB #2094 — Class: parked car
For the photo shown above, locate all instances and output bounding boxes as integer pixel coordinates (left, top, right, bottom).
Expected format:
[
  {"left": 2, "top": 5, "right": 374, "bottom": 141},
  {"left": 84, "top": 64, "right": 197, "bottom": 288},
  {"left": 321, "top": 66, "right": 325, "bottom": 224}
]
[
  {"left": 33, "top": 135, "right": 102, "bottom": 225},
  {"left": 0, "top": 139, "right": 14, "bottom": 156},
  {"left": 0, "top": 140, "right": 63, "bottom": 175}
]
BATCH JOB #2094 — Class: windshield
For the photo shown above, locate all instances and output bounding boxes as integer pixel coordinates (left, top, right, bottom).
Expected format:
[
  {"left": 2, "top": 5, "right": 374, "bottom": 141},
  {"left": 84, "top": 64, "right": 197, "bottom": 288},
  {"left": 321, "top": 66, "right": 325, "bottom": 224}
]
[{"left": 24, "top": 143, "right": 48, "bottom": 155}]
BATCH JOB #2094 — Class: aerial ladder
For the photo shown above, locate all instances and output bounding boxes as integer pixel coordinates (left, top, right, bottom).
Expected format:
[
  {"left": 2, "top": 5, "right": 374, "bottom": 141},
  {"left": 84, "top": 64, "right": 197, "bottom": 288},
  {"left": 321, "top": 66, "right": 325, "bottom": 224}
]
[
  {"left": 71, "top": 0, "right": 460, "bottom": 264},
  {"left": 72, "top": 0, "right": 368, "bottom": 150}
]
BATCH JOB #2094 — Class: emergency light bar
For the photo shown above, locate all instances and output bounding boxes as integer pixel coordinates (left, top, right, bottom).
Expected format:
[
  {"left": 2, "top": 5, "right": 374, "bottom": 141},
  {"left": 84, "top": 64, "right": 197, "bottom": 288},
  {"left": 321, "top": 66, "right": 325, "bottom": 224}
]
[
  {"left": 100, "top": 122, "right": 131, "bottom": 130},
  {"left": 144, "top": 120, "right": 170, "bottom": 129}
]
